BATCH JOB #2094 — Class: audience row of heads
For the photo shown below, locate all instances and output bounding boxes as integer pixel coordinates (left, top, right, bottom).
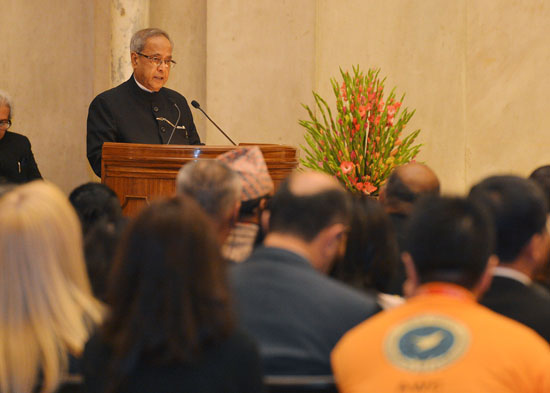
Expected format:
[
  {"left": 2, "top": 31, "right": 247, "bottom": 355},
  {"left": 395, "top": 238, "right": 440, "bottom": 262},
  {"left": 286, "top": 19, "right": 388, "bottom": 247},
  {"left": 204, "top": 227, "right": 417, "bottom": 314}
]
[{"left": 2, "top": 148, "right": 550, "bottom": 392}]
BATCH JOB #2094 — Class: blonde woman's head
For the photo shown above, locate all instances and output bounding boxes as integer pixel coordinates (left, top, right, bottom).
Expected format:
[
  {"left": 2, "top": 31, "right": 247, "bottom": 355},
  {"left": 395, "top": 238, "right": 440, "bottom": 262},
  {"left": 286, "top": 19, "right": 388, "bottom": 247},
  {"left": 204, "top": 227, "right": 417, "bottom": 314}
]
[{"left": 0, "top": 181, "right": 103, "bottom": 393}]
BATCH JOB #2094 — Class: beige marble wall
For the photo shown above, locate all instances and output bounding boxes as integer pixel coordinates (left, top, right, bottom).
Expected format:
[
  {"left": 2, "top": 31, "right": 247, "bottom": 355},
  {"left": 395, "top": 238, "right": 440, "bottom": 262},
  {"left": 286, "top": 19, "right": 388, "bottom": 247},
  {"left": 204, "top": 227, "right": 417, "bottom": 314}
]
[
  {"left": 205, "top": 0, "right": 317, "bottom": 146},
  {"left": 0, "top": 0, "right": 94, "bottom": 193},
  {"left": 465, "top": 1, "right": 550, "bottom": 189},
  {"left": 150, "top": 0, "right": 207, "bottom": 140},
  {"left": 3, "top": 1, "right": 550, "bottom": 194},
  {"left": 316, "top": 0, "right": 468, "bottom": 193}
]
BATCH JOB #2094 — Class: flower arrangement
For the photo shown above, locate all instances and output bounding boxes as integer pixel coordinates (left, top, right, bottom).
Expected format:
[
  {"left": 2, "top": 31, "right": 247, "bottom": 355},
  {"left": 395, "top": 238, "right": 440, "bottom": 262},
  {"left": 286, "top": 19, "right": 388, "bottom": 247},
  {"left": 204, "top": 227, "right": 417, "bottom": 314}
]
[{"left": 300, "top": 66, "right": 421, "bottom": 195}]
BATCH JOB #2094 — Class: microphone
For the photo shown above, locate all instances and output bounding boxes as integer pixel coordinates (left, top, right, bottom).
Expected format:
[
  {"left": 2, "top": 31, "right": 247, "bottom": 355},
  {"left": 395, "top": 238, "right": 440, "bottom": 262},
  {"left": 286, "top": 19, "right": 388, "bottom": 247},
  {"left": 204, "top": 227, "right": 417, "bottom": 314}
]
[
  {"left": 191, "top": 100, "right": 236, "bottom": 146},
  {"left": 166, "top": 102, "right": 181, "bottom": 145}
]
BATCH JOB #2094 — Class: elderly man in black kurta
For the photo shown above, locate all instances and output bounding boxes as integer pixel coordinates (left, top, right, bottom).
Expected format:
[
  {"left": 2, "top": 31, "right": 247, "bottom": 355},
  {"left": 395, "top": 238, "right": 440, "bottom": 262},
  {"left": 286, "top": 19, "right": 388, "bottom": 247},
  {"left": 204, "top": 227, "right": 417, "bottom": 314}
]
[
  {"left": 0, "top": 92, "right": 42, "bottom": 184},
  {"left": 86, "top": 28, "right": 201, "bottom": 177}
]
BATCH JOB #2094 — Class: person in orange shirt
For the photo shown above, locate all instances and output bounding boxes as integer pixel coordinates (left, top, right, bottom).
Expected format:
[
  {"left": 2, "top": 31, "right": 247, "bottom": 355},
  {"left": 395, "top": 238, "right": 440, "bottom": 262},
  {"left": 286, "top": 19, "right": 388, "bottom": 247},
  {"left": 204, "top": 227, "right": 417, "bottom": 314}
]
[{"left": 331, "top": 196, "right": 550, "bottom": 393}]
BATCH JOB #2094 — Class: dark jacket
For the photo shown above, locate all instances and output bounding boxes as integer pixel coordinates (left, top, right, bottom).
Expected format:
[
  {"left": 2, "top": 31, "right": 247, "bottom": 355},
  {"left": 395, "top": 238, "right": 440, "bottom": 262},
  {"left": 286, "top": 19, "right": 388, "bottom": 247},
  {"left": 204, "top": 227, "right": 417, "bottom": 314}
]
[
  {"left": 230, "top": 246, "right": 380, "bottom": 375},
  {"left": 0, "top": 131, "right": 42, "bottom": 183},
  {"left": 481, "top": 275, "right": 550, "bottom": 342},
  {"left": 86, "top": 76, "right": 201, "bottom": 176}
]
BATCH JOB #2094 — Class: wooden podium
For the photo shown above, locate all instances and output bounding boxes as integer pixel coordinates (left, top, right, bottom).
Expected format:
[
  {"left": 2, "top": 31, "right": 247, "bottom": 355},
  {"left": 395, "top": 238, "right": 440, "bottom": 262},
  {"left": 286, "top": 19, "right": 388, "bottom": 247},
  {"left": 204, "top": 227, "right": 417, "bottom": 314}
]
[{"left": 101, "top": 142, "right": 299, "bottom": 216}]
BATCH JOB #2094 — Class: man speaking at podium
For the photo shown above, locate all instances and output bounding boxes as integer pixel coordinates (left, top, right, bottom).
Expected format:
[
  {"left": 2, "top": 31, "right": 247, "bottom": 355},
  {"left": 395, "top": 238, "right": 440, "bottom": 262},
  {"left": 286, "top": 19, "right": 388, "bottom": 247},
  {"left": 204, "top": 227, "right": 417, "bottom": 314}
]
[{"left": 87, "top": 28, "right": 201, "bottom": 177}]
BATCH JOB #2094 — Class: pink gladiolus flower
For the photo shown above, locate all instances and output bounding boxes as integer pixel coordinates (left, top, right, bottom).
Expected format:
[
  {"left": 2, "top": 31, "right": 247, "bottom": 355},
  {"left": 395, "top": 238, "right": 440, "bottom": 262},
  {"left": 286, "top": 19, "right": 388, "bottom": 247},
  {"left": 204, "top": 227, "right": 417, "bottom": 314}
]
[
  {"left": 387, "top": 106, "right": 397, "bottom": 116},
  {"left": 338, "top": 118, "right": 343, "bottom": 125},
  {"left": 374, "top": 116, "right": 381, "bottom": 125},
  {"left": 340, "top": 161, "right": 354, "bottom": 174},
  {"left": 364, "top": 182, "right": 377, "bottom": 194},
  {"left": 351, "top": 150, "right": 357, "bottom": 160},
  {"left": 358, "top": 106, "right": 368, "bottom": 118}
]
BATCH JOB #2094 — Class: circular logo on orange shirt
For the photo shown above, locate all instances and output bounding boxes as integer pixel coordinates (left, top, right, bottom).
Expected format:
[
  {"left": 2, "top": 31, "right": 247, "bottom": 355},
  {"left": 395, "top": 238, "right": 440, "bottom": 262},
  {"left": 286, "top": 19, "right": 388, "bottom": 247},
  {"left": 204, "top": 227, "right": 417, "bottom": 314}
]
[{"left": 385, "top": 314, "right": 470, "bottom": 372}]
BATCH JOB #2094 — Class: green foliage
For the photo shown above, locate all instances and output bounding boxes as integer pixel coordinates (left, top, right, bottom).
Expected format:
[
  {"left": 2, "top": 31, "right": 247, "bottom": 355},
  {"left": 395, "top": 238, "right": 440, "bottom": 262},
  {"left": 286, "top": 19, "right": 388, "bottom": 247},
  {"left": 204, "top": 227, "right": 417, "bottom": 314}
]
[{"left": 300, "top": 66, "right": 422, "bottom": 195}]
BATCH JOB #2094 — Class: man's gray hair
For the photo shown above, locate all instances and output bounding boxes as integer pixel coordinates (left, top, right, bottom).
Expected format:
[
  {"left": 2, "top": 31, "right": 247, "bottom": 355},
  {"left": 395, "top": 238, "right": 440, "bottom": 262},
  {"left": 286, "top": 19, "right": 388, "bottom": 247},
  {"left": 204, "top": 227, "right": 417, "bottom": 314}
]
[
  {"left": 130, "top": 28, "right": 173, "bottom": 53},
  {"left": 0, "top": 90, "right": 13, "bottom": 120},
  {"left": 176, "top": 160, "right": 242, "bottom": 221}
]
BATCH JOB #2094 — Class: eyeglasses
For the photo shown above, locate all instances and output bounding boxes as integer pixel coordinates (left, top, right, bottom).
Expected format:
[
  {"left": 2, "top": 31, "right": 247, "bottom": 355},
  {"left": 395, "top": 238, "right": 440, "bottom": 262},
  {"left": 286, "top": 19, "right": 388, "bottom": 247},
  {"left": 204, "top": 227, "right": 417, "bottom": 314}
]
[
  {"left": 136, "top": 52, "right": 177, "bottom": 69},
  {"left": 0, "top": 120, "right": 11, "bottom": 130}
]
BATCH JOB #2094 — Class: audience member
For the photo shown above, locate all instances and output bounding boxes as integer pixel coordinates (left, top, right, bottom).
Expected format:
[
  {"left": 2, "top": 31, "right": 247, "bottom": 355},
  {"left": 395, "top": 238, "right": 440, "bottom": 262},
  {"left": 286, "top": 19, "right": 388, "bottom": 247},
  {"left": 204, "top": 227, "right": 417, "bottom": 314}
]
[
  {"left": 332, "top": 196, "right": 550, "bottom": 392},
  {"left": 0, "top": 181, "right": 103, "bottom": 393},
  {"left": 218, "top": 146, "right": 274, "bottom": 262},
  {"left": 379, "top": 162, "right": 440, "bottom": 294},
  {"left": 330, "top": 196, "right": 402, "bottom": 309},
  {"left": 69, "top": 182, "right": 126, "bottom": 301},
  {"left": 470, "top": 175, "right": 550, "bottom": 342},
  {"left": 0, "top": 90, "right": 42, "bottom": 183},
  {"left": 83, "top": 195, "right": 263, "bottom": 393},
  {"left": 528, "top": 165, "right": 550, "bottom": 289},
  {"left": 529, "top": 165, "right": 550, "bottom": 208},
  {"left": 231, "top": 171, "right": 379, "bottom": 376},
  {"left": 176, "top": 160, "right": 241, "bottom": 244}
]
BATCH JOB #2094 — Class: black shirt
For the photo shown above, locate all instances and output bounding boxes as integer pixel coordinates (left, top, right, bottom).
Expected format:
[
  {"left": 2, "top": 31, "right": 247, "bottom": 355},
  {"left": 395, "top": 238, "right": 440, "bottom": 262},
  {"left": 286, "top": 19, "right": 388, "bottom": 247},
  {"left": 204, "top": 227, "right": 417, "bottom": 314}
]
[
  {"left": 86, "top": 76, "right": 201, "bottom": 177},
  {"left": 0, "top": 131, "right": 42, "bottom": 184}
]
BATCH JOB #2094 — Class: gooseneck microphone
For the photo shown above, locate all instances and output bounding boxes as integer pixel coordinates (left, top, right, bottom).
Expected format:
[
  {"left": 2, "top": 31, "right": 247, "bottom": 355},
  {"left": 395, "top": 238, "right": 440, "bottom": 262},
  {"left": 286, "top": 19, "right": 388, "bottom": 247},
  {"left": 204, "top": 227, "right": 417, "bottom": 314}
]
[
  {"left": 191, "top": 100, "right": 237, "bottom": 146},
  {"left": 166, "top": 102, "right": 181, "bottom": 145}
]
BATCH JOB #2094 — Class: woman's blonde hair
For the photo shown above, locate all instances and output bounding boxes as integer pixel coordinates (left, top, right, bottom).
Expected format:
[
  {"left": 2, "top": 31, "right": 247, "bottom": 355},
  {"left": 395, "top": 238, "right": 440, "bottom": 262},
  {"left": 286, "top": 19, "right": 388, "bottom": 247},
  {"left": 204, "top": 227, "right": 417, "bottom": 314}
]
[{"left": 0, "top": 181, "right": 103, "bottom": 393}]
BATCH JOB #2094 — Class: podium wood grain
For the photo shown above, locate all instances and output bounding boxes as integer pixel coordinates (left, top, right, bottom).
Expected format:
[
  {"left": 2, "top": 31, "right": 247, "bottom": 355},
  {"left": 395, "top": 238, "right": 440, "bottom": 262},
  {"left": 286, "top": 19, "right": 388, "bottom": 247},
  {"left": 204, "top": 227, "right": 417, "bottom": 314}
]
[{"left": 101, "top": 142, "right": 299, "bottom": 216}]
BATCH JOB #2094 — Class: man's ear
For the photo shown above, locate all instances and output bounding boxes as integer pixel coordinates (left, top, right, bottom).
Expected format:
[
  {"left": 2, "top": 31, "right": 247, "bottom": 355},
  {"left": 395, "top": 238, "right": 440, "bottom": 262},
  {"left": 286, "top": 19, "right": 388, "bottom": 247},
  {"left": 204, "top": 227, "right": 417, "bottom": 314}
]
[
  {"left": 314, "top": 223, "right": 348, "bottom": 274},
  {"left": 402, "top": 252, "right": 419, "bottom": 298},
  {"left": 472, "top": 254, "right": 498, "bottom": 299},
  {"left": 260, "top": 209, "right": 270, "bottom": 235},
  {"left": 527, "top": 231, "right": 550, "bottom": 269},
  {"left": 130, "top": 52, "right": 138, "bottom": 69}
]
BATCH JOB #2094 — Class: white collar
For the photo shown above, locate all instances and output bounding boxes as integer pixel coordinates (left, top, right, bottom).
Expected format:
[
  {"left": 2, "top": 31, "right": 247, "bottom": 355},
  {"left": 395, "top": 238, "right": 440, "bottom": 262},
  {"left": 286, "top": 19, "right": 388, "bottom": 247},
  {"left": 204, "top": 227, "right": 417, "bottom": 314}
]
[
  {"left": 134, "top": 75, "right": 153, "bottom": 93},
  {"left": 493, "top": 266, "right": 532, "bottom": 286}
]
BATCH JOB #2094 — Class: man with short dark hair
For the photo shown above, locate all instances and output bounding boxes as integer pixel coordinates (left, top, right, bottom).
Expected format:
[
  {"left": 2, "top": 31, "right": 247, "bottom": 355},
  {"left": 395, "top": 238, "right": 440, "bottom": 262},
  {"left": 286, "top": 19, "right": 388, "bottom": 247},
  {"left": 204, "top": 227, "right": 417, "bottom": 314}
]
[
  {"left": 87, "top": 28, "right": 201, "bottom": 177},
  {"left": 379, "top": 162, "right": 440, "bottom": 294},
  {"left": 230, "top": 171, "right": 379, "bottom": 376},
  {"left": 470, "top": 175, "right": 550, "bottom": 342},
  {"left": 332, "top": 196, "right": 550, "bottom": 392}
]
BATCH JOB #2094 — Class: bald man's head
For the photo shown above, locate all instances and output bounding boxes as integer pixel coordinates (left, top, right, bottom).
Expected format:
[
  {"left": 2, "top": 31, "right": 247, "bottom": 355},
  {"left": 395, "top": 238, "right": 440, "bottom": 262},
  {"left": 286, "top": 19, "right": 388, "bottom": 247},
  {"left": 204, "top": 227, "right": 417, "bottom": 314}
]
[
  {"left": 381, "top": 163, "right": 440, "bottom": 214},
  {"left": 268, "top": 171, "right": 351, "bottom": 241}
]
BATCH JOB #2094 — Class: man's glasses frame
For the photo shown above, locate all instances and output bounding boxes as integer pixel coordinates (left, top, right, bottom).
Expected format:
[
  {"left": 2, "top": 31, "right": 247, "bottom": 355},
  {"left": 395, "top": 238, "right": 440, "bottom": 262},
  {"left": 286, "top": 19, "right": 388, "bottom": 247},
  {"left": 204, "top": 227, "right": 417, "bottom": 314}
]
[{"left": 136, "top": 52, "right": 177, "bottom": 69}]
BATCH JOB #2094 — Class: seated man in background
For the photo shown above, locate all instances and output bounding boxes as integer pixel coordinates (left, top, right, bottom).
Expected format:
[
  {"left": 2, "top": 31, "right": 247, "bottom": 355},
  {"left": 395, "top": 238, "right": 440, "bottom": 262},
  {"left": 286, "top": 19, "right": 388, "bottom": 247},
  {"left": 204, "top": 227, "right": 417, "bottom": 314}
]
[
  {"left": 231, "top": 171, "right": 379, "bottom": 376},
  {"left": 379, "top": 162, "right": 439, "bottom": 294},
  {"left": 0, "top": 90, "right": 42, "bottom": 184},
  {"left": 176, "top": 160, "right": 241, "bottom": 245},
  {"left": 217, "top": 146, "right": 274, "bottom": 262},
  {"left": 528, "top": 165, "right": 550, "bottom": 290},
  {"left": 332, "top": 196, "right": 550, "bottom": 393},
  {"left": 470, "top": 175, "right": 550, "bottom": 342}
]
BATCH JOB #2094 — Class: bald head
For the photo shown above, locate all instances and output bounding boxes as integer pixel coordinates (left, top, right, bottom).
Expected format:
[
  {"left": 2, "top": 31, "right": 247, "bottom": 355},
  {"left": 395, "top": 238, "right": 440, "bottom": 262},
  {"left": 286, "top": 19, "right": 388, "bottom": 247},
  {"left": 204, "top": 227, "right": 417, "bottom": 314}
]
[
  {"left": 397, "top": 163, "right": 440, "bottom": 194},
  {"left": 288, "top": 171, "right": 344, "bottom": 196},
  {"left": 268, "top": 171, "right": 351, "bottom": 241},
  {"left": 382, "top": 163, "right": 440, "bottom": 214}
]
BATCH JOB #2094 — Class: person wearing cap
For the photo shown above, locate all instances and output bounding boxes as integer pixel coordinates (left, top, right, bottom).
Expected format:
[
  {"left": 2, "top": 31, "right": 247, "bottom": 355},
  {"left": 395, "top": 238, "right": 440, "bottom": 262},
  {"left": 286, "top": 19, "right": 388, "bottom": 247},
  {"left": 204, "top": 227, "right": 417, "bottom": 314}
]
[{"left": 217, "top": 146, "right": 274, "bottom": 263}]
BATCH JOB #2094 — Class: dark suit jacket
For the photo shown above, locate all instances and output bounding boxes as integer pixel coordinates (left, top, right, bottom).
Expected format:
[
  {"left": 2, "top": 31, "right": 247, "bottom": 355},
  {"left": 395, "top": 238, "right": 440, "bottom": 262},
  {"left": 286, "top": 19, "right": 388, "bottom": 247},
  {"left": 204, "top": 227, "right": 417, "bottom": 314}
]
[
  {"left": 481, "top": 275, "right": 550, "bottom": 342},
  {"left": 0, "top": 131, "right": 42, "bottom": 183},
  {"left": 230, "top": 246, "right": 380, "bottom": 375},
  {"left": 86, "top": 75, "right": 201, "bottom": 176}
]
